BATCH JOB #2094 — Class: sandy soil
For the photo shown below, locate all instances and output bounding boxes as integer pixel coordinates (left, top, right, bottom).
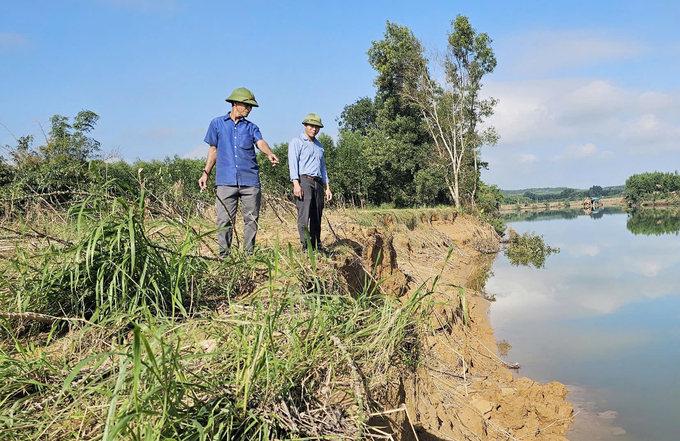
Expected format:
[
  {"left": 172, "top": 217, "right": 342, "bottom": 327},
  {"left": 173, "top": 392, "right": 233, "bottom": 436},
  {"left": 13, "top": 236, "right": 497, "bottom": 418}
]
[
  {"left": 228, "top": 205, "right": 574, "bottom": 439},
  {"left": 387, "top": 214, "right": 573, "bottom": 440}
]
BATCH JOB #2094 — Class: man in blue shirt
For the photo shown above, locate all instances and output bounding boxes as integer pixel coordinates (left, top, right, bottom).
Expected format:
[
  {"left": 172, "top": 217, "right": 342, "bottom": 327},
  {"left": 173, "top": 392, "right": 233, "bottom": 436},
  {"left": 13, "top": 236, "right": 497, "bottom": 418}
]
[
  {"left": 198, "top": 87, "right": 279, "bottom": 257},
  {"left": 288, "top": 113, "right": 332, "bottom": 250}
]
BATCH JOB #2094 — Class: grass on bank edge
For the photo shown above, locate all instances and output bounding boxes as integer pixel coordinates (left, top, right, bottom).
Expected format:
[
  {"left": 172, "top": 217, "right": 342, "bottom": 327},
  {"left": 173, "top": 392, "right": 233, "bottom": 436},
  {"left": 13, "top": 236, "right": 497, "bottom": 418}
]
[
  {"left": 344, "top": 205, "right": 505, "bottom": 236},
  {"left": 0, "top": 187, "right": 437, "bottom": 440}
]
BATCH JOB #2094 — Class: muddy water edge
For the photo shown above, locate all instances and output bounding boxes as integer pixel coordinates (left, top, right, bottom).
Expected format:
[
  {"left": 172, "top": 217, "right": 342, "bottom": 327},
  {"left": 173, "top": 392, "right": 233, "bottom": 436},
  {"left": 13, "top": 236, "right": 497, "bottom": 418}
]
[{"left": 349, "top": 211, "right": 574, "bottom": 440}]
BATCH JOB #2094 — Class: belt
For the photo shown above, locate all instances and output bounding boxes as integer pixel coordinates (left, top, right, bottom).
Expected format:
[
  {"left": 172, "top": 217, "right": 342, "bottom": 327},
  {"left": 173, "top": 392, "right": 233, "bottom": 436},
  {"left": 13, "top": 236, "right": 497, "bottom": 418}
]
[{"left": 300, "top": 174, "right": 322, "bottom": 183}]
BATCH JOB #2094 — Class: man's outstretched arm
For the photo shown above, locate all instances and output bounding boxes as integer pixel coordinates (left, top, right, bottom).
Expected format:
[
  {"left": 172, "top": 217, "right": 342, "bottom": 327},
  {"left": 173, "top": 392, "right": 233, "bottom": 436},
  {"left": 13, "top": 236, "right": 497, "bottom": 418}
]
[{"left": 198, "top": 146, "right": 217, "bottom": 190}]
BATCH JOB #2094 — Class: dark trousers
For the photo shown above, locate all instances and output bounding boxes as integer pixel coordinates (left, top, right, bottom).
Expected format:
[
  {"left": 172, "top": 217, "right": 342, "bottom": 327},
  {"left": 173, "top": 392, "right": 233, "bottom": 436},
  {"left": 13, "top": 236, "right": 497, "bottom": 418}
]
[
  {"left": 216, "top": 185, "right": 261, "bottom": 256},
  {"left": 296, "top": 178, "right": 324, "bottom": 249}
]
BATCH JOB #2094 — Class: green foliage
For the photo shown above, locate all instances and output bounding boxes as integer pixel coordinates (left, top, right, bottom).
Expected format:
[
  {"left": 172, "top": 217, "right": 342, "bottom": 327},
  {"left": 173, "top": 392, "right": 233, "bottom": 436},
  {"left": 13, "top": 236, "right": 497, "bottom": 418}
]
[
  {"left": 0, "top": 111, "right": 221, "bottom": 218},
  {"left": 3, "top": 111, "right": 101, "bottom": 208},
  {"left": 257, "top": 142, "right": 290, "bottom": 192},
  {"left": 474, "top": 182, "right": 506, "bottom": 234},
  {"left": 504, "top": 232, "right": 559, "bottom": 269},
  {"left": 361, "top": 22, "right": 431, "bottom": 206},
  {"left": 414, "top": 166, "right": 449, "bottom": 205},
  {"left": 475, "top": 181, "right": 504, "bottom": 214},
  {"left": 625, "top": 171, "right": 680, "bottom": 203},
  {"left": 441, "top": 15, "right": 498, "bottom": 207},
  {"left": 0, "top": 190, "right": 437, "bottom": 439},
  {"left": 335, "top": 18, "right": 501, "bottom": 217},
  {"left": 587, "top": 185, "right": 603, "bottom": 197},
  {"left": 103, "top": 156, "right": 213, "bottom": 207},
  {"left": 337, "top": 96, "right": 377, "bottom": 136},
  {"left": 4, "top": 186, "right": 209, "bottom": 319},
  {"left": 326, "top": 131, "right": 376, "bottom": 206},
  {"left": 502, "top": 186, "right": 625, "bottom": 203}
]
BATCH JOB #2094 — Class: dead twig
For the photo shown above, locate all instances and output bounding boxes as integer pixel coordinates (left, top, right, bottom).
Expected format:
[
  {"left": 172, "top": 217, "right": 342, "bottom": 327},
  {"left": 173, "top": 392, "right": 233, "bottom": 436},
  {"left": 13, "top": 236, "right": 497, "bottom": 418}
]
[{"left": 0, "top": 311, "right": 99, "bottom": 327}]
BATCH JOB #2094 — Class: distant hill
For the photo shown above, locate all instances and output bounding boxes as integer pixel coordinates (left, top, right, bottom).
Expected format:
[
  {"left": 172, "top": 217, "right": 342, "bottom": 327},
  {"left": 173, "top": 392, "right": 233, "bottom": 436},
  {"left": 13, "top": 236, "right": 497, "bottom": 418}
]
[
  {"left": 501, "top": 185, "right": 624, "bottom": 197},
  {"left": 500, "top": 185, "right": 625, "bottom": 203},
  {"left": 502, "top": 187, "right": 570, "bottom": 196}
]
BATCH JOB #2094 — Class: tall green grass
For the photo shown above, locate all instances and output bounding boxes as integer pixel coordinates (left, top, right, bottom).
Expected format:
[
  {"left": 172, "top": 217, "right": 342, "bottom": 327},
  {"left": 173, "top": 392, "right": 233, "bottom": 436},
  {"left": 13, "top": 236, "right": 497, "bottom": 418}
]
[
  {"left": 0, "top": 185, "right": 435, "bottom": 440},
  {"left": 1, "top": 185, "right": 214, "bottom": 320}
]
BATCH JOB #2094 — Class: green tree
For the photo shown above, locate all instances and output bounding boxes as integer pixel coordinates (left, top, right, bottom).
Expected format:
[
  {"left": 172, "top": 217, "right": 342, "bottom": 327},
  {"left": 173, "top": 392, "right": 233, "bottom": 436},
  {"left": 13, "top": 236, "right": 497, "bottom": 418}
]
[
  {"left": 400, "top": 15, "right": 498, "bottom": 208},
  {"left": 328, "top": 131, "right": 376, "bottom": 207},
  {"left": 357, "top": 21, "right": 431, "bottom": 206},
  {"left": 258, "top": 142, "right": 290, "bottom": 192},
  {"left": 625, "top": 171, "right": 680, "bottom": 203},
  {"left": 587, "top": 185, "right": 603, "bottom": 197},
  {"left": 337, "top": 97, "right": 377, "bottom": 136},
  {"left": 6, "top": 110, "right": 101, "bottom": 198},
  {"left": 559, "top": 188, "right": 579, "bottom": 200}
]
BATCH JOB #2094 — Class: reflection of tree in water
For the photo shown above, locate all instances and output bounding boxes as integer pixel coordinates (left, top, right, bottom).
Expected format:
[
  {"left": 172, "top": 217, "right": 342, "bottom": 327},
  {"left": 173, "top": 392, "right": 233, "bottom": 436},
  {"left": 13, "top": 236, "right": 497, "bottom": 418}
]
[
  {"left": 627, "top": 210, "right": 680, "bottom": 236},
  {"left": 496, "top": 339, "right": 512, "bottom": 357},
  {"left": 504, "top": 232, "right": 560, "bottom": 269},
  {"left": 502, "top": 209, "right": 580, "bottom": 223},
  {"left": 465, "top": 254, "right": 497, "bottom": 293},
  {"left": 502, "top": 207, "right": 624, "bottom": 223}
]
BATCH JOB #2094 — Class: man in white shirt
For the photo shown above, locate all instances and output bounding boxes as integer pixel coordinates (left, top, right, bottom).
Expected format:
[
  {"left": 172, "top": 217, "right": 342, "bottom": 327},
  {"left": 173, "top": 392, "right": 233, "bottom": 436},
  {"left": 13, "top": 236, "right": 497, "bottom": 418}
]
[{"left": 288, "top": 114, "right": 332, "bottom": 250}]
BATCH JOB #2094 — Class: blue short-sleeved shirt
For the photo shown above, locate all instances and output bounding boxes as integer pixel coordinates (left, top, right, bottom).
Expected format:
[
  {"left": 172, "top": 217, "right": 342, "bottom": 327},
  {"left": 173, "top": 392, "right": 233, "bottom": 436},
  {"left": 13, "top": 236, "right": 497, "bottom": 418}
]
[{"left": 204, "top": 114, "right": 263, "bottom": 187}]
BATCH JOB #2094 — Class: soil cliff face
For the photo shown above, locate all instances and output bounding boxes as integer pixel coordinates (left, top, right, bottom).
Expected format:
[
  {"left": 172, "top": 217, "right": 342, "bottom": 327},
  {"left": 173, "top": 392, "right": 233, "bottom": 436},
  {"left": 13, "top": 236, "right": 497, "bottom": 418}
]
[{"left": 338, "top": 212, "right": 574, "bottom": 440}]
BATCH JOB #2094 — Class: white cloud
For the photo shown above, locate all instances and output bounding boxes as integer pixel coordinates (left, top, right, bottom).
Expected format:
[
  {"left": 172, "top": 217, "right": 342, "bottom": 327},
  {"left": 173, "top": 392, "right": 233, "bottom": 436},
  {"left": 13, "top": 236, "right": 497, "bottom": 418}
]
[
  {"left": 564, "top": 244, "right": 601, "bottom": 257},
  {"left": 484, "top": 78, "right": 680, "bottom": 152},
  {"left": 622, "top": 114, "right": 680, "bottom": 152},
  {"left": 484, "top": 221, "right": 680, "bottom": 326},
  {"left": 552, "top": 143, "right": 598, "bottom": 162},
  {"left": 502, "top": 30, "right": 645, "bottom": 75},
  {"left": 640, "top": 261, "right": 662, "bottom": 277},
  {"left": 518, "top": 154, "right": 538, "bottom": 163},
  {"left": 183, "top": 145, "right": 208, "bottom": 159},
  {"left": 0, "top": 33, "right": 30, "bottom": 52}
]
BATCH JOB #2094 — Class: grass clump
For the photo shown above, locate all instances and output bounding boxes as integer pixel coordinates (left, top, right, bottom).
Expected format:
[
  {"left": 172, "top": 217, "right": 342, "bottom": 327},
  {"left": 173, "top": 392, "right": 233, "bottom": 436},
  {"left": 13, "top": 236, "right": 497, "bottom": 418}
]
[
  {"left": 0, "top": 184, "right": 434, "bottom": 440},
  {"left": 2, "top": 188, "right": 211, "bottom": 321}
]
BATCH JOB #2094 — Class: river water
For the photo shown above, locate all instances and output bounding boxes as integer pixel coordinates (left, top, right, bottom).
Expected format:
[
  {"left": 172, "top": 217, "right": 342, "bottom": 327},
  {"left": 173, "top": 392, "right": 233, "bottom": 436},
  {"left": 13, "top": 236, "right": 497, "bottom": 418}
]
[{"left": 485, "top": 207, "right": 680, "bottom": 441}]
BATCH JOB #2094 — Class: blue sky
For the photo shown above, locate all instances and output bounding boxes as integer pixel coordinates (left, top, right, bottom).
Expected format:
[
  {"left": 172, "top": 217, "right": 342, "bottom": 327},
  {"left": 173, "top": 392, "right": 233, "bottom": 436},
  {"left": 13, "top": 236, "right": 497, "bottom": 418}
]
[{"left": 1, "top": 0, "right": 679, "bottom": 189}]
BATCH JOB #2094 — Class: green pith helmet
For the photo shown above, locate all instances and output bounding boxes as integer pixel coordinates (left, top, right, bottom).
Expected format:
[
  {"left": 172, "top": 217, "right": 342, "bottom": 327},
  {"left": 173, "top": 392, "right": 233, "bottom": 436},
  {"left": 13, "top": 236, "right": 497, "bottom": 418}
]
[
  {"left": 302, "top": 113, "right": 323, "bottom": 128},
  {"left": 225, "top": 87, "right": 259, "bottom": 107}
]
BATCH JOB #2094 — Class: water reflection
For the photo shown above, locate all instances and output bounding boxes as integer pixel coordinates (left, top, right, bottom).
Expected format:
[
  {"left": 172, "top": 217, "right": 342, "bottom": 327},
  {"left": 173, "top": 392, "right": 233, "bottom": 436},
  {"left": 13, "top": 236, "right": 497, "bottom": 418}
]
[
  {"left": 502, "top": 206, "right": 680, "bottom": 236},
  {"left": 626, "top": 209, "right": 680, "bottom": 236},
  {"left": 486, "top": 207, "right": 680, "bottom": 441},
  {"left": 501, "top": 206, "right": 624, "bottom": 223}
]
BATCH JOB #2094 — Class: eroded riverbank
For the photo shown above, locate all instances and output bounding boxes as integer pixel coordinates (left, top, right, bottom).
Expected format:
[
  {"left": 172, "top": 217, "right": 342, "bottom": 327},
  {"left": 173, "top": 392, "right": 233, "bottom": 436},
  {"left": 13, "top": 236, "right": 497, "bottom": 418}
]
[
  {"left": 0, "top": 205, "right": 574, "bottom": 440},
  {"left": 308, "top": 209, "right": 575, "bottom": 440}
]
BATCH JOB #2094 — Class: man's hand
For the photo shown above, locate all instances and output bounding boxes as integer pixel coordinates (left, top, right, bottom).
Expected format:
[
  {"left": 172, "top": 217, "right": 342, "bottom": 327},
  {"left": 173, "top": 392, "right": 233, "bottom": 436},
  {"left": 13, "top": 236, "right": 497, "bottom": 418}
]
[
  {"left": 198, "top": 171, "right": 209, "bottom": 190},
  {"left": 200, "top": 147, "right": 217, "bottom": 191},
  {"left": 325, "top": 187, "right": 333, "bottom": 202},
  {"left": 293, "top": 181, "right": 303, "bottom": 199},
  {"left": 268, "top": 152, "right": 279, "bottom": 166}
]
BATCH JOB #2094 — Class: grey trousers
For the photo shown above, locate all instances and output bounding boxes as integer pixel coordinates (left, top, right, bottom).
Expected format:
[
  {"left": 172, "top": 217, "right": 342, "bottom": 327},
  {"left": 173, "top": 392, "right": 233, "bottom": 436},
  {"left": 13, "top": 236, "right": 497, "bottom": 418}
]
[
  {"left": 296, "top": 178, "right": 324, "bottom": 249},
  {"left": 216, "top": 185, "right": 261, "bottom": 256}
]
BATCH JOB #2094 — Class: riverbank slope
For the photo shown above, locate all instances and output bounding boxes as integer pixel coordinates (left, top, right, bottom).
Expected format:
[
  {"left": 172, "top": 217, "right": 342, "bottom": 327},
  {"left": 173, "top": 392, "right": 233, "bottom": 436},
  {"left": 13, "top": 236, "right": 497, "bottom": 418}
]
[
  {"left": 0, "top": 204, "right": 573, "bottom": 440},
  {"left": 261, "top": 208, "right": 574, "bottom": 440}
]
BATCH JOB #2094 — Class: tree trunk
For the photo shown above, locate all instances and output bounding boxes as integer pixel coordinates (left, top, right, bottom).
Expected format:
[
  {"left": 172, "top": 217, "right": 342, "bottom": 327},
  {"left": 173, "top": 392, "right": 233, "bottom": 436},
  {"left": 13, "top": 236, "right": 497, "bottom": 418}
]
[
  {"left": 445, "top": 174, "right": 459, "bottom": 208},
  {"left": 471, "top": 147, "right": 478, "bottom": 207}
]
